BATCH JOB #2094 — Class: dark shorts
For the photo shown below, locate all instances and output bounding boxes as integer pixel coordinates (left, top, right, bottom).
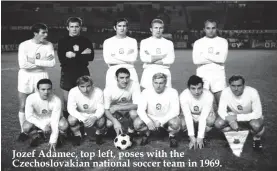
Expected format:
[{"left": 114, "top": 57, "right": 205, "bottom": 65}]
[{"left": 60, "top": 68, "right": 90, "bottom": 91}]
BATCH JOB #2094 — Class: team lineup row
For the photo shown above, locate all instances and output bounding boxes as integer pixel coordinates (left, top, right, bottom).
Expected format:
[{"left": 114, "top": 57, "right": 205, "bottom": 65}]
[{"left": 16, "top": 17, "right": 264, "bottom": 151}]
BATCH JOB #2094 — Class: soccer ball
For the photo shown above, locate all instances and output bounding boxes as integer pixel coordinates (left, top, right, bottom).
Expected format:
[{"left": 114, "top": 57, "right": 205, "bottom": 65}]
[{"left": 114, "top": 134, "right": 132, "bottom": 150}]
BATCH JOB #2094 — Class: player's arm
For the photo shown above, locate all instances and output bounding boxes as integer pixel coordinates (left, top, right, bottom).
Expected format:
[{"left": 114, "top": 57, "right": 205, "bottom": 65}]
[
  {"left": 159, "top": 90, "right": 180, "bottom": 125},
  {"left": 91, "top": 90, "right": 105, "bottom": 119},
  {"left": 49, "top": 97, "right": 62, "bottom": 145},
  {"left": 180, "top": 94, "right": 195, "bottom": 138},
  {"left": 137, "top": 91, "right": 153, "bottom": 125},
  {"left": 205, "top": 39, "right": 228, "bottom": 64},
  {"left": 79, "top": 38, "right": 94, "bottom": 62},
  {"left": 18, "top": 43, "right": 38, "bottom": 69},
  {"left": 160, "top": 41, "right": 175, "bottom": 65},
  {"left": 197, "top": 95, "right": 214, "bottom": 139},
  {"left": 67, "top": 90, "right": 87, "bottom": 122},
  {"left": 192, "top": 40, "right": 212, "bottom": 65},
  {"left": 218, "top": 90, "right": 230, "bottom": 120},
  {"left": 113, "top": 39, "right": 138, "bottom": 64},
  {"left": 140, "top": 40, "right": 165, "bottom": 63},
  {"left": 237, "top": 89, "right": 263, "bottom": 121},
  {"left": 35, "top": 43, "right": 56, "bottom": 67},
  {"left": 25, "top": 96, "right": 47, "bottom": 130},
  {"left": 103, "top": 39, "right": 126, "bottom": 65},
  {"left": 57, "top": 38, "right": 70, "bottom": 63}
]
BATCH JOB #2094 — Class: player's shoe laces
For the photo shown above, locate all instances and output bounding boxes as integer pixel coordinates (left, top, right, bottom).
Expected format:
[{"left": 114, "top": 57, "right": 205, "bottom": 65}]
[
  {"left": 140, "top": 135, "right": 149, "bottom": 146},
  {"left": 72, "top": 135, "right": 82, "bottom": 146},
  {"left": 30, "top": 133, "right": 44, "bottom": 147},
  {"left": 253, "top": 140, "right": 263, "bottom": 151},
  {"left": 95, "top": 134, "right": 104, "bottom": 145},
  {"left": 169, "top": 136, "right": 178, "bottom": 148},
  {"left": 17, "top": 132, "right": 29, "bottom": 142}
]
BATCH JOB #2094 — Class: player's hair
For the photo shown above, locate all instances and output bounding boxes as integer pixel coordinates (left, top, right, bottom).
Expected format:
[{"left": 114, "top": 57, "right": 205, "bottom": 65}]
[
  {"left": 31, "top": 23, "right": 48, "bottom": 34},
  {"left": 66, "top": 17, "right": 83, "bottom": 26},
  {"left": 37, "top": 78, "right": 52, "bottom": 89},
  {"left": 204, "top": 19, "right": 218, "bottom": 28},
  {"left": 187, "top": 75, "right": 204, "bottom": 88},
  {"left": 151, "top": 18, "right": 164, "bottom": 27},
  {"left": 152, "top": 73, "right": 167, "bottom": 84},
  {"left": 113, "top": 18, "right": 128, "bottom": 27},
  {"left": 76, "top": 75, "right": 93, "bottom": 86},
  {"left": 115, "top": 68, "right": 130, "bottom": 77},
  {"left": 228, "top": 75, "right": 245, "bottom": 85}
]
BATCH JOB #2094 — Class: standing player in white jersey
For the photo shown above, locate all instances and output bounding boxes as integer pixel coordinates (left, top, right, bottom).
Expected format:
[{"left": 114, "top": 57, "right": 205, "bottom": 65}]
[
  {"left": 215, "top": 75, "right": 264, "bottom": 150},
  {"left": 140, "top": 19, "right": 175, "bottom": 89},
  {"left": 103, "top": 18, "right": 139, "bottom": 88},
  {"left": 135, "top": 73, "right": 181, "bottom": 147},
  {"left": 104, "top": 68, "right": 141, "bottom": 139},
  {"left": 23, "top": 79, "right": 68, "bottom": 151},
  {"left": 17, "top": 23, "right": 56, "bottom": 141},
  {"left": 192, "top": 19, "right": 228, "bottom": 106},
  {"left": 67, "top": 76, "right": 105, "bottom": 146},
  {"left": 180, "top": 75, "right": 216, "bottom": 149}
]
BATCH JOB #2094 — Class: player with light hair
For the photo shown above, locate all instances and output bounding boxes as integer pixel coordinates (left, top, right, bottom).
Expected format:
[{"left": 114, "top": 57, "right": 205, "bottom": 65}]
[
  {"left": 135, "top": 73, "right": 181, "bottom": 147},
  {"left": 192, "top": 19, "right": 228, "bottom": 106},
  {"left": 22, "top": 79, "right": 68, "bottom": 151},
  {"left": 104, "top": 68, "right": 141, "bottom": 140},
  {"left": 140, "top": 19, "right": 175, "bottom": 89},
  {"left": 180, "top": 75, "right": 216, "bottom": 149},
  {"left": 103, "top": 18, "right": 139, "bottom": 88},
  {"left": 17, "top": 23, "right": 56, "bottom": 141},
  {"left": 215, "top": 75, "right": 265, "bottom": 151},
  {"left": 67, "top": 76, "right": 105, "bottom": 146}
]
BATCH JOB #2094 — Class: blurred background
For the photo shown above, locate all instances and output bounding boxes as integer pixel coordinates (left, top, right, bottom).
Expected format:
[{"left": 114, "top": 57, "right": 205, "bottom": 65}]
[{"left": 2, "top": 1, "right": 277, "bottom": 51}]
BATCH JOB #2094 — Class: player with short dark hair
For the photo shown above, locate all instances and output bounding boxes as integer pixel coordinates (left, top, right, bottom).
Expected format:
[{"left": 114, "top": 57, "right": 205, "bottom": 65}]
[
  {"left": 215, "top": 75, "right": 265, "bottom": 151},
  {"left": 22, "top": 79, "right": 68, "bottom": 151},
  {"left": 192, "top": 19, "right": 228, "bottom": 107},
  {"left": 17, "top": 23, "right": 56, "bottom": 141},
  {"left": 180, "top": 75, "right": 216, "bottom": 149},
  {"left": 67, "top": 76, "right": 105, "bottom": 146},
  {"left": 140, "top": 18, "right": 175, "bottom": 89},
  {"left": 58, "top": 17, "right": 94, "bottom": 120},
  {"left": 103, "top": 18, "right": 139, "bottom": 88},
  {"left": 135, "top": 73, "right": 181, "bottom": 147}
]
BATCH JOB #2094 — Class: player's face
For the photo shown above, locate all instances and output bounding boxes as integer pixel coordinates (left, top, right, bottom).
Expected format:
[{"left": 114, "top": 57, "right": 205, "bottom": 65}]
[
  {"left": 153, "top": 78, "right": 166, "bottom": 94},
  {"left": 117, "top": 73, "right": 130, "bottom": 89},
  {"left": 114, "top": 21, "right": 127, "bottom": 36},
  {"left": 230, "top": 79, "right": 245, "bottom": 96},
  {"left": 67, "top": 22, "right": 81, "bottom": 37},
  {"left": 204, "top": 22, "right": 217, "bottom": 38},
  {"left": 78, "top": 82, "right": 93, "bottom": 96},
  {"left": 38, "top": 84, "right": 52, "bottom": 100},
  {"left": 151, "top": 23, "right": 164, "bottom": 38},
  {"left": 34, "top": 29, "right": 48, "bottom": 43},
  {"left": 189, "top": 83, "right": 203, "bottom": 98}
]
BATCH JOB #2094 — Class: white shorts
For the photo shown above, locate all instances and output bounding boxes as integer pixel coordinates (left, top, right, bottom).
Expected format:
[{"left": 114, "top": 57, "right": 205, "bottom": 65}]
[
  {"left": 197, "top": 71, "right": 226, "bottom": 93},
  {"left": 105, "top": 65, "right": 139, "bottom": 88},
  {"left": 140, "top": 67, "right": 172, "bottom": 89},
  {"left": 18, "top": 69, "right": 49, "bottom": 94}
]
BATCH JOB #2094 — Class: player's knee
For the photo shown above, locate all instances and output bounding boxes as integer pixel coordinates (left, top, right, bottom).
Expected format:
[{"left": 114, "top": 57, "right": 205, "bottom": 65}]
[
  {"left": 96, "top": 117, "right": 106, "bottom": 129},
  {"left": 22, "top": 121, "right": 33, "bottom": 133},
  {"left": 129, "top": 110, "right": 138, "bottom": 120},
  {"left": 206, "top": 115, "right": 216, "bottom": 127},
  {"left": 214, "top": 117, "right": 226, "bottom": 129},
  {"left": 106, "top": 119, "right": 113, "bottom": 128},
  {"left": 133, "top": 118, "right": 146, "bottom": 131},
  {"left": 58, "top": 117, "right": 69, "bottom": 131},
  {"left": 68, "top": 115, "right": 78, "bottom": 126},
  {"left": 168, "top": 117, "right": 181, "bottom": 130},
  {"left": 249, "top": 119, "right": 263, "bottom": 132}
]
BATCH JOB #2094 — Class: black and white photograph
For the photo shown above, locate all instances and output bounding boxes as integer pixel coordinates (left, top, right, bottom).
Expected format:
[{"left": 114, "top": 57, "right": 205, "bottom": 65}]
[{"left": 1, "top": 0, "right": 277, "bottom": 170}]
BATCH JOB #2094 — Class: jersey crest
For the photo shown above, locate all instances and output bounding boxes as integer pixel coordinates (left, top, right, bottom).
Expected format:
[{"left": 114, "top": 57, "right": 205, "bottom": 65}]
[
  {"left": 42, "top": 109, "right": 48, "bottom": 114},
  {"left": 194, "top": 106, "right": 199, "bottom": 112},
  {"left": 119, "top": 48, "right": 124, "bottom": 54},
  {"left": 156, "top": 103, "right": 162, "bottom": 110},
  {"left": 36, "top": 53, "right": 41, "bottom": 59},
  {"left": 156, "top": 48, "right": 161, "bottom": 54},
  {"left": 237, "top": 105, "right": 243, "bottom": 111},
  {"left": 83, "top": 104, "right": 89, "bottom": 109},
  {"left": 208, "top": 47, "right": 214, "bottom": 53},
  {"left": 73, "top": 45, "right": 79, "bottom": 52},
  {"left": 120, "top": 97, "right": 127, "bottom": 103}
]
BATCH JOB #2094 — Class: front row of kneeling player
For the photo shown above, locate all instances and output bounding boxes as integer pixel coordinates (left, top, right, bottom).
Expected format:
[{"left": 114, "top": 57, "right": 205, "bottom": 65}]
[{"left": 19, "top": 67, "right": 264, "bottom": 151}]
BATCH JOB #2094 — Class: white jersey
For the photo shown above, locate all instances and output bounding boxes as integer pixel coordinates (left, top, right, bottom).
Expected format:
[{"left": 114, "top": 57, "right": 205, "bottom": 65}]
[
  {"left": 180, "top": 89, "right": 214, "bottom": 138},
  {"left": 218, "top": 86, "right": 263, "bottom": 122},
  {"left": 193, "top": 36, "right": 228, "bottom": 76},
  {"left": 138, "top": 87, "right": 179, "bottom": 125},
  {"left": 25, "top": 92, "right": 62, "bottom": 144},
  {"left": 104, "top": 80, "right": 141, "bottom": 109},
  {"left": 18, "top": 39, "right": 56, "bottom": 72},
  {"left": 67, "top": 86, "right": 105, "bottom": 122},
  {"left": 140, "top": 37, "right": 175, "bottom": 69}
]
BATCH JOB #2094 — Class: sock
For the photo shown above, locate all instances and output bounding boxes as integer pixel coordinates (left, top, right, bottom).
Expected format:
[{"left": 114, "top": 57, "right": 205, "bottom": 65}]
[{"left": 19, "top": 112, "right": 26, "bottom": 132}]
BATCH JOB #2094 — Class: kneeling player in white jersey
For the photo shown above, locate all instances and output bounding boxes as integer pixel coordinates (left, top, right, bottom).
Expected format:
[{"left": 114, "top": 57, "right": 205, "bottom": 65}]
[
  {"left": 103, "top": 18, "right": 139, "bottom": 88},
  {"left": 17, "top": 23, "right": 56, "bottom": 141},
  {"left": 67, "top": 76, "right": 105, "bottom": 146},
  {"left": 22, "top": 79, "right": 68, "bottom": 151},
  {"left": 140, "top": 19, "right": 175, "bottom": 89},
  {"left": 180, "top": 75, "right": 216, "bottom": 149},
  {"left": 135, "top": 73, "right": 181, "bottom": 147},
  {"left": 104, "top": 68, "right": 141, "bottom": 139},
  {"left": 192, "top": 19, "right": 228, "bottom": 106},
  {"left": 215, "top": 75, "right": 264, "bottom": 151}
]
